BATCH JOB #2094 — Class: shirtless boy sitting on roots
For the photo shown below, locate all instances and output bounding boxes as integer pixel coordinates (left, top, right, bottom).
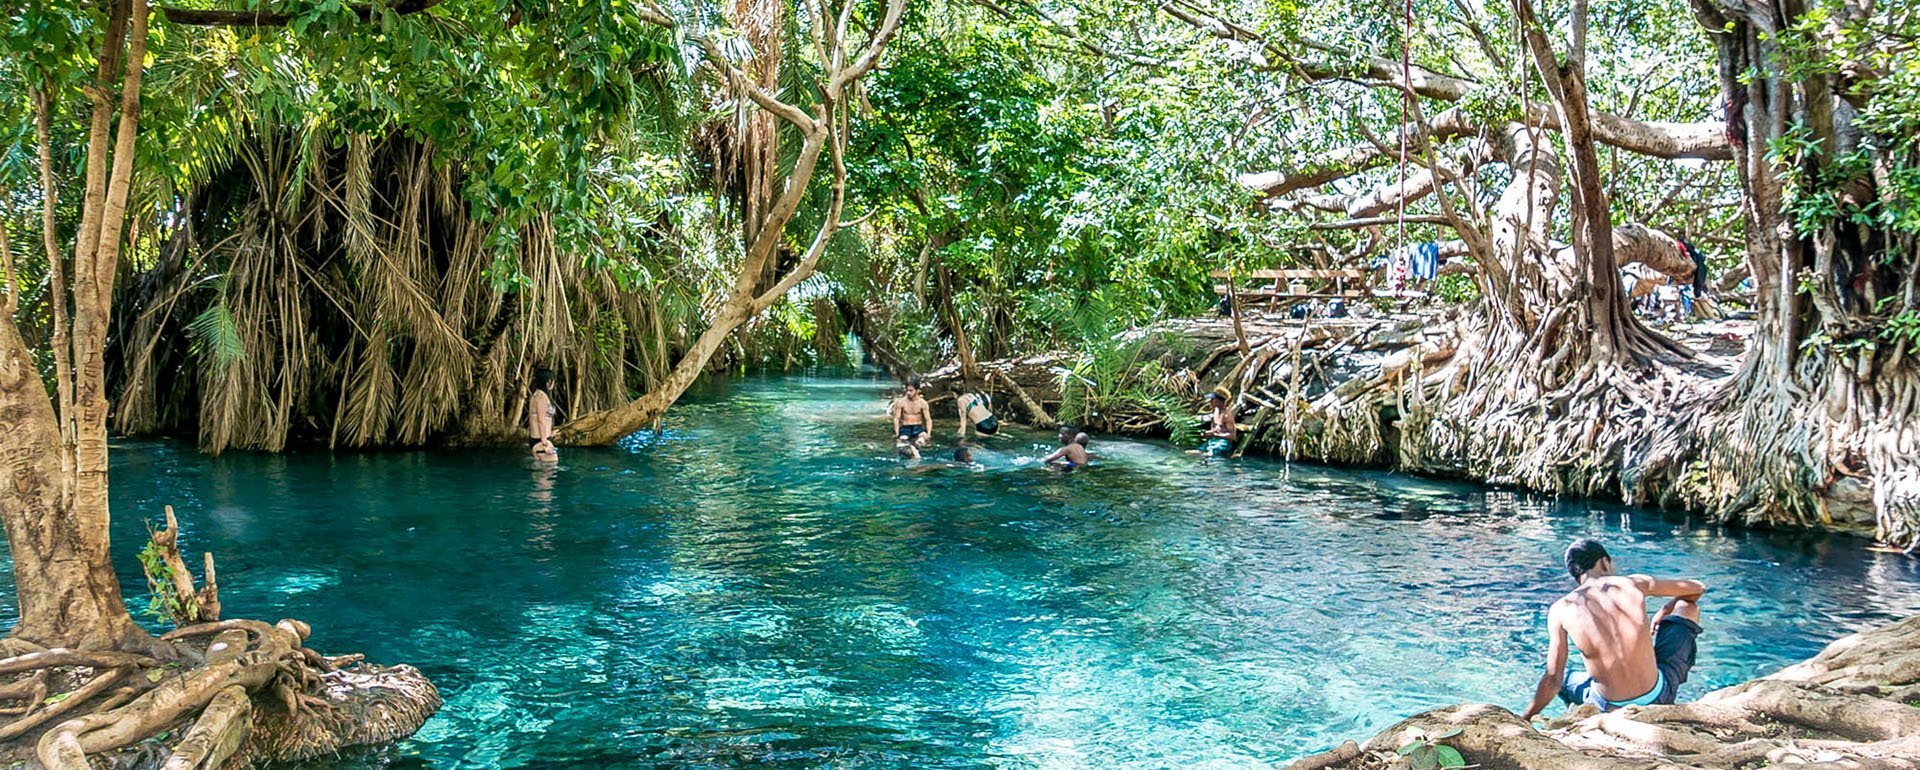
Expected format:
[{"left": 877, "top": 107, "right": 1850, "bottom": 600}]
[{"left": 1521, "top": 539, "right": 1707, "bottom": 721}]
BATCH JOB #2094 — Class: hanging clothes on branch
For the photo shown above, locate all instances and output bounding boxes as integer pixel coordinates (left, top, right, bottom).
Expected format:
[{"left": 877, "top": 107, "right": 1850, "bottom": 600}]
[{"left": 1411, "top": 242, "right": 1440, "bottom": 281}]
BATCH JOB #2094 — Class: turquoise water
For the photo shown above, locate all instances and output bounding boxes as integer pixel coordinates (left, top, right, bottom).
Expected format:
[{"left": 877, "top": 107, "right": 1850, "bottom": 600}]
[{"left": 9, "top": 373, "right": 1920, "bottom": 768}]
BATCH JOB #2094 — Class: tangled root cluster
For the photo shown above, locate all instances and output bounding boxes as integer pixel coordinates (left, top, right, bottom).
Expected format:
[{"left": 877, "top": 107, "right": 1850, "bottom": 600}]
[{"left": 0, "top": 619, "right": 438, "bottom": 770}]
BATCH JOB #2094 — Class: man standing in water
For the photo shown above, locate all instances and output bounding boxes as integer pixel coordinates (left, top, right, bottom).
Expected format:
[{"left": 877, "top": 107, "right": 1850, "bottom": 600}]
[
  {"left": 1521, "top": 539, "right": 1706, "bottom": 720},
  {"left": 528, "top": 368, "right": 559, "bottom": 463},
  {"left": 890, "top": 381, "right": 934, "bottom": 449},
  {"left": 1200, "top": 387, "right": 1237, "bottom": 457}
]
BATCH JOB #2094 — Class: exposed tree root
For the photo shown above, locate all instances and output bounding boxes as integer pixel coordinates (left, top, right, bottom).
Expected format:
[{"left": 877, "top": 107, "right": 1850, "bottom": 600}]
[
  {"left": 0, "top": 620, "right": 438, "bottom": 770},
  {"left": 937, "top": 305, "right": 1920, "bottom": 549},
  {"left": 1280, "top": 615, "right": 1920, "bottom": 770}
]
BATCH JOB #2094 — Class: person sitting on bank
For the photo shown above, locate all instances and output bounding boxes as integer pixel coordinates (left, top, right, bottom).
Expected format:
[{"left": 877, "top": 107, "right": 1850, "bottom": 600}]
[
  {"left": 1042, "top": 427, "right": 1091, "bottom": 470},
  {"left": 1521, "top": 539, "right": 1707, "bottom": 721},
  {"left": 956, "top": 387, "right": 1000, "bottom": 440},
  {"left": 528, "top": 368, "right": 559, "bottom": 462},
  {"left": 1200, "top": 387, "right": 1237, "bottom": 457},
  {"left": 891, "top": 381, "right": 934, "bottom": 448}
]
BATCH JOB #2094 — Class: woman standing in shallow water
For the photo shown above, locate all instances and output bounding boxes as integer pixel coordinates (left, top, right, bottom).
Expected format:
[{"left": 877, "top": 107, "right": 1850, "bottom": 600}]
[{"left": 528, "top": 368, "right": 558, "bottom": 462}]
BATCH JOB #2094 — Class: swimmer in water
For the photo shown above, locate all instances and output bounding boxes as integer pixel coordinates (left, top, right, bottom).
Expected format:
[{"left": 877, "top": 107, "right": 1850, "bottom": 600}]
[
  {"left": 1042, "top": 427, "right": 1090, "bottom": 470},
  {"left": 528, "top": 368, "right": 559, "bottom": 463},
  {"left": 955, "top": 384, "right": 999, "bottom": 441}
]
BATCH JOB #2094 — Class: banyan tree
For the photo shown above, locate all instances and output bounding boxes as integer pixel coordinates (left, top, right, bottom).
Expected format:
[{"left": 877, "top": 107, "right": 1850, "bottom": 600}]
[
  {"left": 2, "top": 0, "right": 438, "bottom": 765},
  {"left": 1147, "top": 0, "right": 1920, "bottom": 549},
  {"left": 0, "top": 0, "right": 910, "bottom": 762},
  {"left": 88, "top": 0, "right": 905, "bottom": 453}
]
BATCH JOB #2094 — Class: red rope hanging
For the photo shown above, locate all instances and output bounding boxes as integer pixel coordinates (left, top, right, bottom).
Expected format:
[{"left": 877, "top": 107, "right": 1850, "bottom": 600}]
[{"left": 1395, "top": 0, "right": 1414, "bottom": 294}]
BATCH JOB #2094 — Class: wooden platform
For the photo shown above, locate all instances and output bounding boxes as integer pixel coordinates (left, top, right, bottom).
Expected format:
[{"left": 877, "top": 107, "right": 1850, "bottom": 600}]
[{"left": 1212, "top": 268, "right": 1372, "bottom": 307}]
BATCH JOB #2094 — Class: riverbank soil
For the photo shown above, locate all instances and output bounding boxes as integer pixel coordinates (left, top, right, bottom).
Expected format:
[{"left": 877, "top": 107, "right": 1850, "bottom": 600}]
[
  {"left": 1283, "top": 614, "right": 1920, "bottom": 770},
  {"left": 927, "top": 306, "right": 1900, "bottom": 542}
]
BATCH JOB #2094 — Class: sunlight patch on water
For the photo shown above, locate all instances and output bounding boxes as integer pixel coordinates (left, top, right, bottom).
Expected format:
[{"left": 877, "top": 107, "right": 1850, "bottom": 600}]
[{"left": 262, "top": 569, "right": 338, "bottom": 595}]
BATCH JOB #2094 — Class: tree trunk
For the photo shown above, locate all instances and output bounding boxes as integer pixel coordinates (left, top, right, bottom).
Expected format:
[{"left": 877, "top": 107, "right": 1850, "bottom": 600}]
[
  {"left": 737, "top": 0, "right": 783, "bottom": 295},
  {"left": 1, "top": 0, "right": 149, "bottom": 650},
  {"left": 1678, "top": 0, "right": 1920, "bottom": 548},
  {"left": 555, "top": 0, "right": 906, "bottom": 445},
  {"left": 556, "top": 300, "right": 750, "bottom": 444},
  {"left": 0, "top": 314, "right": 140, "bottom": 649}
]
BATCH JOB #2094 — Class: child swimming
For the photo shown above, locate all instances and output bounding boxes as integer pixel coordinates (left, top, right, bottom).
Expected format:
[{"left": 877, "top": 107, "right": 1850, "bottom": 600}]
[{"left": 1042, "top": 427, "right": 1091, "bottom": 470}]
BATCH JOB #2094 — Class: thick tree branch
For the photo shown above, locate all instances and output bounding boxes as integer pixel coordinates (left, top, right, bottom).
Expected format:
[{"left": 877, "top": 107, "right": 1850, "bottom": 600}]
[
  {"left": 830, "top": 0, "right": 908, "bottom": 94},
  {"left": 155, "top": 0, "right": 441, "bottom": 26},
  {"left": 699, "top": 36, "right": 821, "bottom": 131},
  {"left": 1308, "top": 215, "right": 1453, "bottom": 230},
  {"left": 1168, "top": 0, "right": 1731, "bottom": 201},
  {"left": 1238, "top": 108, "right": 1479, "bottom": 197}
]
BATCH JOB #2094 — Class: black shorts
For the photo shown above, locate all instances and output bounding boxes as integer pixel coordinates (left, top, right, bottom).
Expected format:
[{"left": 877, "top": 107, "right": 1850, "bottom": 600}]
[
  {"left": 1650, "top": 615, "right": 1701, "bottom": 702},
  {"left": 976, "top": 416, "right": 999, "bottom": 435},
  {"left": 898, "top": 424, "right": 926, "bottom": 441}
]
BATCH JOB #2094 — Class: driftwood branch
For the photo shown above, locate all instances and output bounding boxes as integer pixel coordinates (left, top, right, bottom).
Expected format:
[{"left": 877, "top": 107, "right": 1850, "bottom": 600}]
[{"left": 992, "top": 369, "right": 1057, "bottom": 429}]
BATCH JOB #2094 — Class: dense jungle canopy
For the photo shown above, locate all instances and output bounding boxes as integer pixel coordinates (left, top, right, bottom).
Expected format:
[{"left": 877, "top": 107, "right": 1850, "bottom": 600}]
[
  {"left": 4, "top": 0, "right": 1920, "bottom": 551},
  {"left": 4, "top": 0, "right": 1756, "bottom": 446},
  {"left": 1, "top": 0, "right": 1919, "bottom": 763}
]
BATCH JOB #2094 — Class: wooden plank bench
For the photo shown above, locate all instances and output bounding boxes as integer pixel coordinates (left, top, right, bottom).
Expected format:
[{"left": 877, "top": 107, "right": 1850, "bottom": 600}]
[{"left": 1212, "top": 269, "right": 1372, "bottom": 309}]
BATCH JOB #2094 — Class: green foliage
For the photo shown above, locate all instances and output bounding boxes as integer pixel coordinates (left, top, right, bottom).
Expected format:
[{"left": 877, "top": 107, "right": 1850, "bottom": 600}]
[
  {"left": 1883, "top": 311, "right": 1920, "bottom": 348},
  {"left": 188, "top": 302, "right": 245, "bottom": 365},
  {"left": 1432, "top": 271, "right": 1480, "bottom": 304},
  {"left": 135, "top": 527, "right": 193, "bottom": 627},
  {"left": 1396, "top": 727, "right": 1469, "bottom": 770},
  {"left": 1768, "top": 125, "right": 1880, "bottom": 235}
]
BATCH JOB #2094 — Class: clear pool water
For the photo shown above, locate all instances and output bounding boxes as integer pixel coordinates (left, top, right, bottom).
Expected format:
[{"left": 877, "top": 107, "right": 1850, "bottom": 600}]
[{"left": 10, "top": 373, "right": 1920, "bottom": 768}]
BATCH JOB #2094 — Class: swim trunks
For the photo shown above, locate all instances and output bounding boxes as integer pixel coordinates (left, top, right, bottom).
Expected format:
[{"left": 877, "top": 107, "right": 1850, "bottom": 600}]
[
  {"left": 1560, "top": 615, "right": 1700, "bottom": 710},
  {"left": 899, "top": 424, "right": 926, "bottom": 441},
  {"left": 1204, "top": 437, "right": 1232, "bottom": 457}
]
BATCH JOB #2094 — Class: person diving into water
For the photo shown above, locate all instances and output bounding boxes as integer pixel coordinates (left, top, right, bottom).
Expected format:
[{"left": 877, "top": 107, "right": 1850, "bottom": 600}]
[{"left": 1521, "top": 539, "right": 1706, "bottom": 721}]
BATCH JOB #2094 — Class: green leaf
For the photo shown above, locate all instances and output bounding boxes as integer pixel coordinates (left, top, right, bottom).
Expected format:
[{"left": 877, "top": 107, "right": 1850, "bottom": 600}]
[
  {"left": 1435, "top": 746, "right": 1467, "bottom": 769},
  {"left": 188, "top": 303, "right": 245, "bottom": 365},
  {"left": 1431, "top": 728, "right": 1463, "bottom": 740}
]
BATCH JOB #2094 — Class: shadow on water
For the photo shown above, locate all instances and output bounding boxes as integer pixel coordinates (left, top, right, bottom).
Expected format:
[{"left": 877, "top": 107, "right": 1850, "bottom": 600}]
[{"left": 3, "top": 371, "right": 1915, "bottom": 769}]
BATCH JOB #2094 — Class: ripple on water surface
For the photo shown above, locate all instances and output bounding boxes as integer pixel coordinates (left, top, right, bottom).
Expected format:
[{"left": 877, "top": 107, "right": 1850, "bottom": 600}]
[{"left": 29, "top": 373, "right": 1920, "bottom": 769}]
